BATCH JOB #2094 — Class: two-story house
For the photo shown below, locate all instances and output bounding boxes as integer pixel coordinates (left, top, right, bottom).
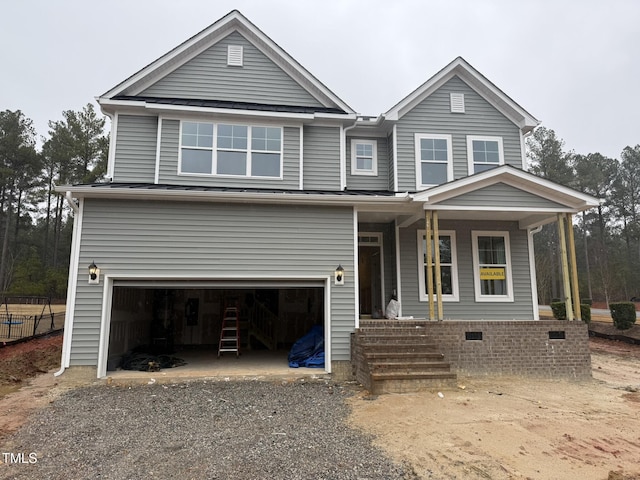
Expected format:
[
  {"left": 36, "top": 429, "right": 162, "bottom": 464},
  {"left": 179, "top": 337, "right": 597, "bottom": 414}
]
[{"left": 56, "top": 10, "right": 598, "bottom": 381}]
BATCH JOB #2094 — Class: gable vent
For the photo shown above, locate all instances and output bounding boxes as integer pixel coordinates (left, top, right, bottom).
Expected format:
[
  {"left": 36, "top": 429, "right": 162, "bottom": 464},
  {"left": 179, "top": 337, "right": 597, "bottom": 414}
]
[
  {"left": 450, "top": 93, "right": 465, "bottom": 113},
  {"left": 227, "top": 45, "right": 243, "bottom": 66}
]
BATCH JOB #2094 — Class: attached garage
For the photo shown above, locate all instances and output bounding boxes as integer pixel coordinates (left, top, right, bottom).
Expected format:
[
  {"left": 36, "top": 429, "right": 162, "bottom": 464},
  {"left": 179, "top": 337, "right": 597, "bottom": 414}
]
[{"left": 104, "top": 281, "right": 327, "bottom": 373}]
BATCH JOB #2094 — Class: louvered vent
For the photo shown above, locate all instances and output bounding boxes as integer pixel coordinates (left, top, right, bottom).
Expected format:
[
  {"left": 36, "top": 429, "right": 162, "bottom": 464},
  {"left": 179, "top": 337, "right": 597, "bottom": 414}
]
[
  {"left": 227, "top": 45, "right": 243, "bottom": 66},
  {"left": 450, "top": 93, "right": 465, "bottom": 113}
]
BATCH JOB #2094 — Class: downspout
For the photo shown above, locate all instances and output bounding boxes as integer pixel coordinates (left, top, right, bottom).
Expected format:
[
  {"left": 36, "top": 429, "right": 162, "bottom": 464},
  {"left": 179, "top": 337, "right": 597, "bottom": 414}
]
[
  {"left": 54, "top": 192, "right": 80, "bottom": 377},
  {"left": 528, "top": 225, "right": 543, "bottom": 320},
  {"left": 341, "top": 119, "right": 359, "bottom": 191}
]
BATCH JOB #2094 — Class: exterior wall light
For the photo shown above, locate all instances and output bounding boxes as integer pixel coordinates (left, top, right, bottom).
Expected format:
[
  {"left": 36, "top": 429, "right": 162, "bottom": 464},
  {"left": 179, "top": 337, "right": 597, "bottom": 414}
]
[
  {"left": 335, "top": 264, "right": 345, "bottom": 286},
  {"left": 88, "top": 261, "right": 100, "bottom": 285}
]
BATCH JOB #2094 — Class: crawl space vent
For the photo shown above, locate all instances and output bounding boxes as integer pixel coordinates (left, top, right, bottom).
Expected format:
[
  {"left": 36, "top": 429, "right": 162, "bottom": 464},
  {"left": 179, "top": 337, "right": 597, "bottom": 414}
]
[
  {"left": 548, "top": 330, "right": 566, "bottom": 340},
  {"left": 450, "top": 92, "right": 465, "bottom": 113},
  {"left": 227, "top": 45, "right": 243, "bottom": 66},
  {"left": 465, "top": 331, "right": 483, "bottom": 341}
]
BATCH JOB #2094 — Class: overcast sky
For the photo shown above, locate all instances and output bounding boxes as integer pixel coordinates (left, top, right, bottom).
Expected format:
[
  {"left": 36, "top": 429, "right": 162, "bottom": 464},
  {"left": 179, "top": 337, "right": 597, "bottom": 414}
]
[{"left": 1, "top": 0, "right": 638, "bottom": 159}]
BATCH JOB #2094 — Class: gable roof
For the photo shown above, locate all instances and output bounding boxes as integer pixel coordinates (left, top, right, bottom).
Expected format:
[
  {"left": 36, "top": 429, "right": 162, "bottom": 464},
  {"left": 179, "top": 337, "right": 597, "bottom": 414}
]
[
  {"left": 412, "top": 165, "right": 600, "bottom": 229},
  {"left": 98, "top": 10, "right": 354, "bottom": 113},
  {"left": 384, "top": 57, "right": 539, "bottom": 134}
]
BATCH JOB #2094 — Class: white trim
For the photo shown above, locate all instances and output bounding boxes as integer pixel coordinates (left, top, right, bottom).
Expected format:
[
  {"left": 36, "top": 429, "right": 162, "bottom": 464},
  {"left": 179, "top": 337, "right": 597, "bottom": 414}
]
[
  {"left": 350, "top": 139, "right": 378, "bottom": 176},
  {"left": 392, "top": 125, "right": 398, "bottom": 191},
  {"left": 466, "top": 135, "right": 504, "bottom": 175},
  {"left": 154, "top": 116, "right": 162, "bottom": 184},
  {"left": 394, "top": 220, "right": 402, "bottom": 317},
  {"left": 299, "top": 125, "right": 304, "bottom": 190},
  {"left": 354, "top": 209, "right": 360, "bottom": 328},
  {"left": 528, "top": 227, "right": 542, "bottom": 320},
  {"left": 358, "top": 231, "right": 386, "bottom": 317},
  {"left": 106, "top": 112, "right": 117, "bottom": 180},
  {"left": 55, "top": 199, "right": 84, "bottom": 375},
  {"left": 471, "top": 230, "right": 514, "bottom": 302},
  {"left": 414, "top": 133, "right": 454, "bottom": 189},
  {"left": 340, "top": 125, "right": 346, "bottom": 190},
  {"left": 96, "top": 274, "right": 333, "bottom": 378},
  {"left": 520, "top": 130, "right": 527, "bottom": 170},
  {"left": 417, "top": 230, "right": 459, "bottom": 302}
]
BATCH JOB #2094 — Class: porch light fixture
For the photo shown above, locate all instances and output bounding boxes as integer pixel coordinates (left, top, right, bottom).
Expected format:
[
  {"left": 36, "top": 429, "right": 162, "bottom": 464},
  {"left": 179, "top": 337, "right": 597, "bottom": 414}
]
[
  {"left": 335, "top": 264, "right": 345, "bottom": 286},
  {"left": 88, "top": 261, "right": 100, "bottom": 285}
]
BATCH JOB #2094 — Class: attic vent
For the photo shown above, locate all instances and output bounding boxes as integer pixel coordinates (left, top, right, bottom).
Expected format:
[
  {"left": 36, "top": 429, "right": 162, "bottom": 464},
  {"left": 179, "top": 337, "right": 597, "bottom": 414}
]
[
  {"left": 450, "top": 93, "right": 465, "bottom": 113},
  {"left": 227, "top": 45, "right": 243, "bottom": 66}
]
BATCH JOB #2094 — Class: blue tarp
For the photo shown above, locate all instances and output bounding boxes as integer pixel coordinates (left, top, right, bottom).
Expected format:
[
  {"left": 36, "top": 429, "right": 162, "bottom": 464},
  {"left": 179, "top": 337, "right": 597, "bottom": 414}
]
[{"left": 288, "top": 324, "right": 325, "bottom": 368}]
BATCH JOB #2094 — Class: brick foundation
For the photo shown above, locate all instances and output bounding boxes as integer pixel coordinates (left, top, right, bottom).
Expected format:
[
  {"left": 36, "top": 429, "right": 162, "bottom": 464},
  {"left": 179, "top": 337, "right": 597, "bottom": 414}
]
[{"left": 353, "top": 320, "right": 592, "bottom": 381}]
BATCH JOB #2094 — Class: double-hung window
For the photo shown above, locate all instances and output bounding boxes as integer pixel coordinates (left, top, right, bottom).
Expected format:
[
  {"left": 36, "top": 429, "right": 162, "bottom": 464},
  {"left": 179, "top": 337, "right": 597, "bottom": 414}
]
[
  {"left": 417, "top": 230, "right": 458, "bottom": 302},
  {"left": 415, "top": 134, "right": 453, "bottom": 188},
  {"left": 471, "top": 231, "right": 514, "bottom": 302},
  {"left": 467, "top": 136, "right": 504, "bottom": 174},
  {"left": 351, "top": 140, "right": 377, "bottom": 175},
  {"left": 180, "top": 121, "right": 282, "bottom": 178}
]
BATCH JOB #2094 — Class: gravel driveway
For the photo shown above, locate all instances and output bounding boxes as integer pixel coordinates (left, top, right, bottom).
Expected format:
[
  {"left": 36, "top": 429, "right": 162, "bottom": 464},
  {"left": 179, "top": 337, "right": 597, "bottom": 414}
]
[{"left": 1, "top": 379, "right": 415, "bottom": 479}]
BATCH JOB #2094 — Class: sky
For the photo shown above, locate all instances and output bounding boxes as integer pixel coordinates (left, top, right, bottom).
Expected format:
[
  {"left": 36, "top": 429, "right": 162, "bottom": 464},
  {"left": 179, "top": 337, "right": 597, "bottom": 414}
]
[{"left": 1, "top": 0, "right": 639, "bottom": 160}]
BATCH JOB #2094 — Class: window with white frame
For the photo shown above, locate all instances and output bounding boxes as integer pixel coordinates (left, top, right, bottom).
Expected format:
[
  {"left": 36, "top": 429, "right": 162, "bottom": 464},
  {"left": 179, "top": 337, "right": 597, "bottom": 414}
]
[
  {"left": 471, "top": 231, "right": 514, "bottom": 302},
  {"left": 467, "top": 136, "right": 504, "bottom": 175},
  {"left": 415, "top": 134, "right": 453, "bottom": 188},
  {"left": 417, "top": 230, "right": 458, "bottom": 302},
  {"left": 351, "top": 139, "right": 377, "bottom": 175},
  {"left": 180, "top": 121, "right": 282, "bottom": 177}
]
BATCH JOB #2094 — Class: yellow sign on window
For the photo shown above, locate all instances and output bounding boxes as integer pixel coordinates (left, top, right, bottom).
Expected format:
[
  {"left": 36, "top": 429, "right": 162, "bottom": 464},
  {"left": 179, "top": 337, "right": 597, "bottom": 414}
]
[{"left": 480, "top": 267, "right": 505, "bottom": 280}]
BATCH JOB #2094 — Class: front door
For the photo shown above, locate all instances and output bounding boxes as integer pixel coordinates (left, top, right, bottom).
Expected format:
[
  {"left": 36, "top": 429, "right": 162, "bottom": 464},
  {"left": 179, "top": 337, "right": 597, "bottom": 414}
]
[{"left": 358, "top": 233, "right": 384, "bottom": 318}]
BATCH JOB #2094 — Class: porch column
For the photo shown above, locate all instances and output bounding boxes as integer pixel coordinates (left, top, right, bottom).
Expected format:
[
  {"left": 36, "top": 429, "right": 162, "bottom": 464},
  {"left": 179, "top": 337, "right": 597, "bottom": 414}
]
[
  {"left": 566, "top": 213, "right": 582, "bottom": 321},
  {"left": 425, "top": 210, "right": 435, "bottom": 320},
  {"left": 432, "top": 211, "right": 444, "bottom": 320},
  {"left": 557, "top": 213, "right": 574, "bottom": 321}
]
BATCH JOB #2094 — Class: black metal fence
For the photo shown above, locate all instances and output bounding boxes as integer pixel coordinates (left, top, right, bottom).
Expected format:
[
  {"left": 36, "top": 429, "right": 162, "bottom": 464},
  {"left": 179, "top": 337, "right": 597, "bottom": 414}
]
[{"left": 0, "top": 311, "right": 65, "bottom": 340}]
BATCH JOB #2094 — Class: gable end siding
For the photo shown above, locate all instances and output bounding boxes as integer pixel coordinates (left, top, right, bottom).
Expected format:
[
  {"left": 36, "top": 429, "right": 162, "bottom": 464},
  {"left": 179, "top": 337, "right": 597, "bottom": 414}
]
[
  {"left": 113, "top": 115, "right": 158, "bottom": 183},
  {"left": 396, "top": 76, "right": 523, "bottom": 191},
  {"left": 141, "top": 32, "right": 323, "bottom": 107},
  {"left": 437, "top": 182, "right": 567, "bottom": 209}
]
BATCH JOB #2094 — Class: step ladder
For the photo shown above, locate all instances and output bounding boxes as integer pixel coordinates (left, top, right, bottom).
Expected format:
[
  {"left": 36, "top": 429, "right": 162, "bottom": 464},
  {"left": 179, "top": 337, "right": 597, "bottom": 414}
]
[{"left": 218, "top": 305, "right": 240, "bottom": 357}]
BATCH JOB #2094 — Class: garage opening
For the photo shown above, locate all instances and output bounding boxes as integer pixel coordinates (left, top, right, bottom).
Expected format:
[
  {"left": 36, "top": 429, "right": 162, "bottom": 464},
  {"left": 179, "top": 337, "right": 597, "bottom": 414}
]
[{"left": 106, "top": 285, "right": 324, "bottom": 373}]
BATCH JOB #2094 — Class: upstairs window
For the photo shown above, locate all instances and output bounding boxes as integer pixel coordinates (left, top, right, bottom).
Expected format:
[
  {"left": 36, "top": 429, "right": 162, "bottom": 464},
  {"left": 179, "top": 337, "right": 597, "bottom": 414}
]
[
  {"left": 467, "top": 136, "right": 504, "bottom": 174},
  {"left": 180, "top": 122, "right": 282, "bottom": 178},
  {"left": 415, "top": 134, "right": 453, "bottom": 188},
  {"left": 472, "top": 231, "right": 514, "bottom": 302},
  {"left": 417, "top": 230, "right": 459, "bottom": 302},
  {"left": 351, "top": 140, "right": 377, "bottom": 176}
]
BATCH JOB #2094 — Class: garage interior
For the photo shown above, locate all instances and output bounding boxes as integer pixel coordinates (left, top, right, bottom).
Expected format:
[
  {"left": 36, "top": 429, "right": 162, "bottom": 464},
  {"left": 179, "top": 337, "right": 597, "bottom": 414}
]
[{"left": 106, "top": 285, "right": 324, "bottom": 373}]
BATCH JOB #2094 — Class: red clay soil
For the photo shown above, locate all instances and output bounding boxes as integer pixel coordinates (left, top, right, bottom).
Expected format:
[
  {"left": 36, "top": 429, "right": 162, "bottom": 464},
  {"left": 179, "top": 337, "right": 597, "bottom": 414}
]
[{"left": 0, "top": 334, "right": 62, "bottom": 387}]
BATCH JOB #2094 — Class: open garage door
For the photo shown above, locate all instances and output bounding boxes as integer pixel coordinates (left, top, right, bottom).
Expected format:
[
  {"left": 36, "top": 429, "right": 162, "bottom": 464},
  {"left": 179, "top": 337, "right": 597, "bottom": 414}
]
[{"left": 106, "top": 281, "right": 325, "bottom": 372}]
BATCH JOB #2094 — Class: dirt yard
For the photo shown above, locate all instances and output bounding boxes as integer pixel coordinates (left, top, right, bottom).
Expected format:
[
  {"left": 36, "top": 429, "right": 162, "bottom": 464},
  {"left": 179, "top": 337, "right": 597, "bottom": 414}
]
[{"left": 2, "top": 329, "right": 640, "bottom": 479}]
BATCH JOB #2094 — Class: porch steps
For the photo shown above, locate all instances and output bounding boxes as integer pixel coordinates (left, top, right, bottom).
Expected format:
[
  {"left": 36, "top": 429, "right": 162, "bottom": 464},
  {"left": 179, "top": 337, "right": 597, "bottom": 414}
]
[{"left": 352, "top": 320, "right": 457, "bottom": 394}]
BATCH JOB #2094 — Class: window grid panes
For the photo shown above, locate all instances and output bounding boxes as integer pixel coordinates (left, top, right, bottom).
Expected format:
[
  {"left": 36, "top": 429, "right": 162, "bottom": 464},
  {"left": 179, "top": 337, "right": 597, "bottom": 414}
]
[
  {"left": 470, "top": 138, "right": 502, "bottom": 174},
  {"left": 477, "top": 235, "right": 507, "bottom": 296},
  {"left": 420, "top": 137, "right": 449, "bottom": 185},
  {"left": 422, "top": 234, "right": 454, "bottom": 296},
  {"left": 180, "top": 122, "right": 281, "bottom": 177},
  {"left": 356, "top": 143, "right": 374, "bottom": 171}
]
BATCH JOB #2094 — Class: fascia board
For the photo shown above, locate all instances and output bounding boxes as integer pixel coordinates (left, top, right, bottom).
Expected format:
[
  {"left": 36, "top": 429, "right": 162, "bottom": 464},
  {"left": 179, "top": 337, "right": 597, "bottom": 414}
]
[{"left": 59, "top": 186, "right": 412, "bottom": 208}]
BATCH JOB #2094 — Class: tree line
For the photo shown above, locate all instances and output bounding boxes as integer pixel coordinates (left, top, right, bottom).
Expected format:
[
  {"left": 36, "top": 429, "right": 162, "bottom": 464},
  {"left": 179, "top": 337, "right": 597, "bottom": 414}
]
[
  {"left": 0, "top": 105, "right": 108, "bottom": 299},
  {"left": 0, "top": 106, "right": 638, "bottom": 304},
  {"left": 527, "top": 127, "right": 640, "bottom": 304}
]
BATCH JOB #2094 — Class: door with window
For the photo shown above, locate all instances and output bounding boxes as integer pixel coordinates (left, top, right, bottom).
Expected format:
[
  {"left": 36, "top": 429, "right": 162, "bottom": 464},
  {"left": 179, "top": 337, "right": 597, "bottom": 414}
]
[{"left": 358, "top": 233, "right": 384, "bottom": 318}]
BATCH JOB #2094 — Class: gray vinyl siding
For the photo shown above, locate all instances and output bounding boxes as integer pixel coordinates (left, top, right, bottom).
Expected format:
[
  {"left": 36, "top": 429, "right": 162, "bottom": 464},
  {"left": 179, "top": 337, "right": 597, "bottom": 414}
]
[
  {"left": 388, "top": 132, "right": 395, "bottom": 191},
  {"left": 70, "top": 199, "right": 356, "bottom": 366},
  {"left": 399, "top": 220, "right": 533, "bottom": 320},
  {"left": 396, "top": 76, "right": 523, "bottom": 191},
  {"left": 438, "top": 182, "right": 566, "bottom": 209},
  {"left": 141, "top": 32, "right": 323, "bottom": 107},
  {"left": 158, "top": 121, "right": 301, "bottom": 189},
  {"left": 346, "top": 137, "right": 389, "bottom": 190},
  {"left": 112, "top": 115, "right": 158, "bottom": 183},
  {"left": 303, "top": 126, "right": 341, "bottom": 190}
]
